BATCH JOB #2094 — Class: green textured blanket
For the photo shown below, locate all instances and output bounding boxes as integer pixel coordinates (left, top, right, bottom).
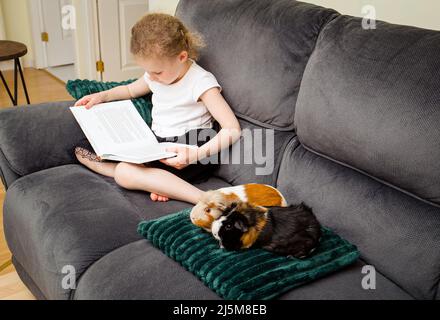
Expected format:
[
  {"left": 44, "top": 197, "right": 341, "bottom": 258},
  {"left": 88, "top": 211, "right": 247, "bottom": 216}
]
[
  {"left": 66, "top": 79, "right": 153, "bottom": 126},
  {"left": 138, "top": 207, "right": 360, "bottom": 300}
]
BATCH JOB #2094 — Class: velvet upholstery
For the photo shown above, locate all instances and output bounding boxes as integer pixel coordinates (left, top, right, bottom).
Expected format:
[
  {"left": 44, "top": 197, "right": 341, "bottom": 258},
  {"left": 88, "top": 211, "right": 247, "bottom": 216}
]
[
  {"left": 211, "top": 118, "right": 296, "bottom": 186},
  {"left": 3, "top": 169, "right": 232, "bottom": 299},
  {"left": 1, "top": 0, "right": 439, "bottom": 300},
  {"left": 176, "top": 0, "right": 338, "bottom": 130},
  {"left": 294, "top": 15, "right": 440, "bottom": 206},
  {"left": 0, "top": 101, "right": 79, "bottom": 183},
  {"left": 73, "top": 242, "right": 412, "bottom": 300},
  {"left": 277, "top": 144, "right": 440, "bottom": 300}
]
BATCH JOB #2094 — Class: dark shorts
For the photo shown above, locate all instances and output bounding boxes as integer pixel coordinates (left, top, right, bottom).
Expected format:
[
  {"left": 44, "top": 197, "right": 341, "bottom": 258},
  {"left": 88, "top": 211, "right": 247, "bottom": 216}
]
[{"left": 145, "top": 124, "right": 220, "bottom": 184}]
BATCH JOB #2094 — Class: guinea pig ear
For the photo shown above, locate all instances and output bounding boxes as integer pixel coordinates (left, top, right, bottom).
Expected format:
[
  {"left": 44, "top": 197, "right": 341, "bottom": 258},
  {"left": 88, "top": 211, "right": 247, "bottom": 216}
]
[
  {"left": 229, "top": 202, "right": 239, "bottom": 210},
  {"left": 222, "top": 201, "right": 239, "bottom": 216},
  {"left": 234, "top": 219, "right": 248, "bottom": 232}
]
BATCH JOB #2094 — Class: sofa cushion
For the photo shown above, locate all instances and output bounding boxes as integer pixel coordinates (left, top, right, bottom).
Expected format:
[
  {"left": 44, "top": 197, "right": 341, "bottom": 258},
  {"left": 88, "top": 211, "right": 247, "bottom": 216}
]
[
  {"left": 212, "top": 118, "right": 296, "bottom": 186},
  {"left": 276, "top": 143, "right": 440, "bottom": 300},
  {"left": 3, "top": 165, "right": 143, "bottom": 299},
  {"left": 115, "top": 176, "right": 231, "bottom": 221},
  {"left": 3, "top": 164, "right": 231, "bottom": 299},
  {"left": 294, "top": 15, "right": 440, "bottom": 206},
  {"left": 73, "top": 240, "right": 411, "bottom": 300},
  {"left": 176, "top": 0, "right": 338, "bottom": 130},
  {"left": 0, "top": 101, "right": 80, "bottom": 180}
]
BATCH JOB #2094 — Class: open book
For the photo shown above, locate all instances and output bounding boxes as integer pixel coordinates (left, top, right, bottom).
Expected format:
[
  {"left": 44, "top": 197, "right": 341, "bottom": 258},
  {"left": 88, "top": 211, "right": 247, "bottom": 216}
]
[{"left": 69, "top": 100, "right": 197, "bottom": 164}]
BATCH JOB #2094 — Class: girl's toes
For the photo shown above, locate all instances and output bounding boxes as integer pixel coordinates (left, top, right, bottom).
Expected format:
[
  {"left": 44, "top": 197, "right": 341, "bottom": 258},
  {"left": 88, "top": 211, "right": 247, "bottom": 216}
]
[
  {"left": 150, "top": 193, "right": 159, "bottom": 201},
  {"left": 159, "top": 195, "right": 169, "bottom": 202}
]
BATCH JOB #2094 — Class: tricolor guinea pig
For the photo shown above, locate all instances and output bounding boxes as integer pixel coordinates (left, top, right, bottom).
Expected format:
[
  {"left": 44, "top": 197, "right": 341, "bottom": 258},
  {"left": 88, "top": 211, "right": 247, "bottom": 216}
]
[
  {"left": 211, "top": 201, "right": 322, "bottom": 259},
  {"left": 190, "top": 184, "right": 288, "bottom": 231}
]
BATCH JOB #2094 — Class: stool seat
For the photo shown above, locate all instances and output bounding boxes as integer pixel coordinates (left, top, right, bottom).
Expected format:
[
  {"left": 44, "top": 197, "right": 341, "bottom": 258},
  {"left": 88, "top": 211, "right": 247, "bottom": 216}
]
[{"left": 0, "top": 40, "right": 28, "bottom": 62}]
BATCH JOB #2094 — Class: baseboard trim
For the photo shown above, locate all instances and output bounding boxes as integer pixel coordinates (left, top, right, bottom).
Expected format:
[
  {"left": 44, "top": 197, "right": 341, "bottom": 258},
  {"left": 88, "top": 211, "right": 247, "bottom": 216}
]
[
  {"left": 0, "top": 258, "right": 12, "bottom": 273},
  {"left": 0, "top": 59, "right": 34, "bottom": 71}
]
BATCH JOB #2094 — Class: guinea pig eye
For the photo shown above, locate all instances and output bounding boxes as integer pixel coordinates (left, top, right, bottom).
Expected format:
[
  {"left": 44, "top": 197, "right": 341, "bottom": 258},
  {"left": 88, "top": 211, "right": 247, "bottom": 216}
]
[
  {"left": 225, "top": 223, "right": 233, "bottom": 230},
  {"left": 205, "top": 208, "right": 211, "bottom": 213}
]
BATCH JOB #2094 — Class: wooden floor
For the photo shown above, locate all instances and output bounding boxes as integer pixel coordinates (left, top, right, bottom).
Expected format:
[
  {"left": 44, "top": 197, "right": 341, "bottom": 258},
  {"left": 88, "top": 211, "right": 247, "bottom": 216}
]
[
  {"left": 0, "top": 67, "right": 73, "bottom": 299},
  {"left": 0, "top": 67, "right": 72, "bottom": 108}
]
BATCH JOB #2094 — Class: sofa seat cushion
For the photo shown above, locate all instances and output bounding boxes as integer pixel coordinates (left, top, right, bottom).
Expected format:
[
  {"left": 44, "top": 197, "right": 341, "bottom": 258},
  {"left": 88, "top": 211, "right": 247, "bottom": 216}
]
[
  {"left": 117, "top": 176, "right": 230, "bottom": 221},
  {"left": 73, "top": 240, "right": 412, "bottom": 300},
  {"left": 3, "top": 164, "right": 231, "bottom": 299},
  {"left": 3, "top": 165, "right": 143, "bottom": 299}
]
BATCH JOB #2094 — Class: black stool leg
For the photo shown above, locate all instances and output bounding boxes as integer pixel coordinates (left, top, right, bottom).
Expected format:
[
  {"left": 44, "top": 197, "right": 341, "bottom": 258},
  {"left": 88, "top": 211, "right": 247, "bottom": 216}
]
[
  {"left": 13, "top": 58, "right": 18, "bottom": 105},
  {"left": 17, "top": 58, "right": 30, "bottom": 104},
  {"left": 0, "top": 70, "right": 15, "bottom": 105}
]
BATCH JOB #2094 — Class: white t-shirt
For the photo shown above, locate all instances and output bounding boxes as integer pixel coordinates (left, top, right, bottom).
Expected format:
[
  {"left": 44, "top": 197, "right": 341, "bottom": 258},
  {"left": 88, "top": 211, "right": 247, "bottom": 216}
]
[{"left": 143, "top": 58, "right": 222, "bottom": 137}]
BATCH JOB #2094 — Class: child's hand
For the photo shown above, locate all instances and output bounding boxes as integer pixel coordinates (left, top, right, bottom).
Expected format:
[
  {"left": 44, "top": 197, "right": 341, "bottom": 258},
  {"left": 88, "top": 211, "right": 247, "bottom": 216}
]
[
  {"left": 74, "top": 92, "right": 107, "bottom": 109},
  {"left": 159, "top": 146, "right": 199, "bottom": 169}
]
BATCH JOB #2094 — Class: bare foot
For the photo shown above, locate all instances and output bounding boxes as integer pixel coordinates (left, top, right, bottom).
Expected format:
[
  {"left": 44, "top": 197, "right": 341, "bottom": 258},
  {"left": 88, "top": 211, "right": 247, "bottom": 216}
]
[{"left": 150, "top": 192, "right": 169, "bottom": 202}]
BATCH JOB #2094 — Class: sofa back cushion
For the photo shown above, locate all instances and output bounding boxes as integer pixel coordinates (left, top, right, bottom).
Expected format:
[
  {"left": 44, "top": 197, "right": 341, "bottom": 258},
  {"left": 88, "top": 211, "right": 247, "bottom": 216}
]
[
  {"left": 210, "top": 118, "right": 296, "bottom": 186},
  {"left": 294, "top": 15, "right": 440, "bottom": 206},
  {"left": 277, "top": 143, "right": 440, "bottom": 300},
  {"left": 176, "top": 0, "right": 338, "bottom": 131},
  {"left": 286, "top": 14, "right": 440, "bottom": 299}
]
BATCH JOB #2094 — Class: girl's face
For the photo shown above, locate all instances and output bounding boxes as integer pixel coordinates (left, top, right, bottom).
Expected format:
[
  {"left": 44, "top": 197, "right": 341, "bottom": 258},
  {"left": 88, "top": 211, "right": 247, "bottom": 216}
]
[{"left": 135, "top": 51, "right": 190, "bottom": 85}]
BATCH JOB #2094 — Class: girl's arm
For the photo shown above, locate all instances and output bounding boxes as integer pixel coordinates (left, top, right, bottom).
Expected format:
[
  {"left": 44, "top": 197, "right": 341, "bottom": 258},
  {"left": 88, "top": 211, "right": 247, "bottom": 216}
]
[
  {"left": 159, "top": 87, "right": 241, "bottom": 169},
  {"left": 196, "top": 87, "right": 242, "bottom": 161},
  {"left": 74, "top": 77, "right": 151, "bottom": 109}
]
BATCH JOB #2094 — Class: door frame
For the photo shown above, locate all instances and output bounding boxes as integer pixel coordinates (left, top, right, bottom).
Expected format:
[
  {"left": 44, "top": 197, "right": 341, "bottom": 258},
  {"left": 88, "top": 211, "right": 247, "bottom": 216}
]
[
  {"left": 27, "top": 0, "right": 47, "bottom": 69},
  {"left": 27, "top": 0, "right": 101, "bottom": 80},
  {"left": 72, "top": 0, "right": 102, "bottom": 80}
]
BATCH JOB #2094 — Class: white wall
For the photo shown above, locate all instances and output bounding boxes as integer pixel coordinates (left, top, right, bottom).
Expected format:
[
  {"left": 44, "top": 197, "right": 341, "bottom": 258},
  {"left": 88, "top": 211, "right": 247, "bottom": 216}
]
[
  {"left": 149, "top": 0, "right": 180, "bottom": 15},
  {"left": 302, "top": 0, "right": 440, "bottom": 31},
  {"left": 0, "top": 0, "right": 34, "bottom": 67},
  {"left": 0, "top": 4, "right": 6, "bottom": 40}
]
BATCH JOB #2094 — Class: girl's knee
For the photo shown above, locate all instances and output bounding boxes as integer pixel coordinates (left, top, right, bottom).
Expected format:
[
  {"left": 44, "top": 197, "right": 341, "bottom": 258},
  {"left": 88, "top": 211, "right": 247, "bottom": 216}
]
[{"left": 114, "top": 162, "right": 142, "bottom": 188}]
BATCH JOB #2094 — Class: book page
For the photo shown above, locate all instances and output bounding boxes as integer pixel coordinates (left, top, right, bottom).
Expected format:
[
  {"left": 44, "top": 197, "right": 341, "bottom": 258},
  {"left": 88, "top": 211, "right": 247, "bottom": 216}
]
[{"left": 70, "top": 100, "right": 158, "bottom": 155}]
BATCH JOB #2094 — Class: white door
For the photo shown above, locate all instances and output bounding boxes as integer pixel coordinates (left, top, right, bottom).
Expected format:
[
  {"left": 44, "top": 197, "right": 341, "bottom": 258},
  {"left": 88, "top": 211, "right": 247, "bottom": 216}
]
[
  {"left": 97, "top": 0, "right": 149, "bottom": 81},
  {"left": 41, "top": 0, "right": 75, "bottom": 67}
]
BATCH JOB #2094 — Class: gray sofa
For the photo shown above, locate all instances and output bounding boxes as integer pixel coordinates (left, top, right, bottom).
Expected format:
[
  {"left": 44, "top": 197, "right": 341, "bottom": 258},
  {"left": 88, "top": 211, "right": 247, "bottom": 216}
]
[{"left": 1, "top": 0, "right": 439, "bottom": 300}]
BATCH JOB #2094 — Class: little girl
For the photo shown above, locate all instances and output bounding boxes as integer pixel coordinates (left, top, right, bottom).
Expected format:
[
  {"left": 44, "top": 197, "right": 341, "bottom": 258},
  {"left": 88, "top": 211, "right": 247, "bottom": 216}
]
[{"left": 74, "top": 13, "right": 241, "bottom": 205}]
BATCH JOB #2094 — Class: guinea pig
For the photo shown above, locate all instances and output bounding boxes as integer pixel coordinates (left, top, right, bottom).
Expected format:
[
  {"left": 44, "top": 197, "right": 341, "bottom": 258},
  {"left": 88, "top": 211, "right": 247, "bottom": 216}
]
[
  {"left": 190, "top": 184, "right": 288, "bottom": 231},
  {"left": 211, "top": 201, "right": 322, "bottom": 259}
]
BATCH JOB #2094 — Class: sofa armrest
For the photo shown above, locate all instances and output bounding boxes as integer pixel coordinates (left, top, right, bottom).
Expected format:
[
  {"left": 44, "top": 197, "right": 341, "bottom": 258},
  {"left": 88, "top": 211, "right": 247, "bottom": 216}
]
[{"left": 0, "top": 101, "right": 86, "bottom": 189}]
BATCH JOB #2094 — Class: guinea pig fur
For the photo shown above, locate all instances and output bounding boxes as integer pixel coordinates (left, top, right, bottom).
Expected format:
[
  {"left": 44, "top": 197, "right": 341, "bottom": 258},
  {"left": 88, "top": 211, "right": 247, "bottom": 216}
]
[
  {"left": 211, "top": 201, "right": 322, "bottom": 259},
  {"left": 190, "top": 184, "right": 288, "bottom": 232}
]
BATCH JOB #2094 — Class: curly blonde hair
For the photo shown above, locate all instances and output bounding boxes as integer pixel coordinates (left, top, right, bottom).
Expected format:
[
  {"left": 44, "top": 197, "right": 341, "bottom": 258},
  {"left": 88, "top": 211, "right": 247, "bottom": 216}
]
[{"left": 130, "top": 13, "right": 205, "bottom": 60}]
